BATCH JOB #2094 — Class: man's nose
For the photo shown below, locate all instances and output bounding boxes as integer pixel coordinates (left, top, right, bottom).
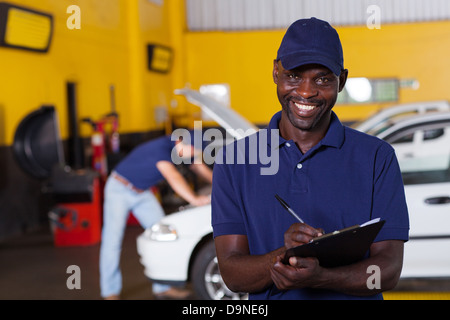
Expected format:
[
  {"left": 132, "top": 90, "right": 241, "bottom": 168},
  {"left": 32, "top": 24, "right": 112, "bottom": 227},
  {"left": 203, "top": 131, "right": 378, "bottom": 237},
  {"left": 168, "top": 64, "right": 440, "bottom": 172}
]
[{"left": 295, "top": 79, "right": 318, "bottom": 99}]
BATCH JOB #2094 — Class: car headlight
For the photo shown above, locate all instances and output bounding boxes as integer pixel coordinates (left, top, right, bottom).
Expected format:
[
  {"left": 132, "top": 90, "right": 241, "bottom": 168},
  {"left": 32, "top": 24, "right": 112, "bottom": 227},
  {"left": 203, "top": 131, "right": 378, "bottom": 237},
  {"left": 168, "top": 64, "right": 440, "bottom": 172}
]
[{"left": 147, "top": 223, "right": 178, "bottom": 241}]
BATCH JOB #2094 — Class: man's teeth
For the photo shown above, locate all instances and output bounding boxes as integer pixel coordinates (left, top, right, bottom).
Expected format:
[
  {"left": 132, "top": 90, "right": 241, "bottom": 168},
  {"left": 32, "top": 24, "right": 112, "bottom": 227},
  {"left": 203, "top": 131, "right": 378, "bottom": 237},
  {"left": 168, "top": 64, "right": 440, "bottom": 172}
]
[{"left": 294, "top": 102, "right": 315, "bottom": 111}]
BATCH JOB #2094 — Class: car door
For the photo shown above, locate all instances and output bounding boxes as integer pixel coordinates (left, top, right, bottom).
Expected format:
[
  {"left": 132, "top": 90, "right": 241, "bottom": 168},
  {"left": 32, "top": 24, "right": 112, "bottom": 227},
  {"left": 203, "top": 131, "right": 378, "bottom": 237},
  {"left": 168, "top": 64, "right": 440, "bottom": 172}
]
[{"left": 387, "top": 121, "right": 450, "bottom": 278}]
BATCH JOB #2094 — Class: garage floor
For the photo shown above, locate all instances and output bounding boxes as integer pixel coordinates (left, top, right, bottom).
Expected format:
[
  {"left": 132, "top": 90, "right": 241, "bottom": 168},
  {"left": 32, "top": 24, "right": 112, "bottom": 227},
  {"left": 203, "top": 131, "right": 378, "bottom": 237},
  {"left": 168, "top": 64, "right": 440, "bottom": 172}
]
[
  {"left": 0, "top": 224, "right": 449, "bottom": 300},
  {"left": 0, "top": 224, "right": 196, "bottom": 300}
]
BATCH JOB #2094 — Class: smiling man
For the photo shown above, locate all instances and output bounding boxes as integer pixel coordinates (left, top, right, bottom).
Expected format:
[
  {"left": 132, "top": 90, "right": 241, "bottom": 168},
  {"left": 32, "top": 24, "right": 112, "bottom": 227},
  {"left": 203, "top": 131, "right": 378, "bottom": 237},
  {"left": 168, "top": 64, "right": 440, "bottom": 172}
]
[{"left": 211, "top": 17, "right": 410, "bottom": 300}]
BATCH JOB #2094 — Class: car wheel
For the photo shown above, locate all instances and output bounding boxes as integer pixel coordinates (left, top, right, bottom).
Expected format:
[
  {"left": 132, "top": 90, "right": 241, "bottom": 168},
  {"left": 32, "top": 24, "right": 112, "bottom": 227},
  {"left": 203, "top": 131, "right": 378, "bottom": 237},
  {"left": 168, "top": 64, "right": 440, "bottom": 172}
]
[{"left": 191, "top": 240, "right": 248, "bottom": 300}]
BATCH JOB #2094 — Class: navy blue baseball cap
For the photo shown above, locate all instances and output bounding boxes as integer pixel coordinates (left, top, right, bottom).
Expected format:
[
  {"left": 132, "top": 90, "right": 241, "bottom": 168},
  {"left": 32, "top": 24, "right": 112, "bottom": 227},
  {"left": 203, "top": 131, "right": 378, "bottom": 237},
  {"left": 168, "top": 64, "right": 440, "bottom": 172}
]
[{"left": 276, "top": 17, "right": 344, "bottom": 76}]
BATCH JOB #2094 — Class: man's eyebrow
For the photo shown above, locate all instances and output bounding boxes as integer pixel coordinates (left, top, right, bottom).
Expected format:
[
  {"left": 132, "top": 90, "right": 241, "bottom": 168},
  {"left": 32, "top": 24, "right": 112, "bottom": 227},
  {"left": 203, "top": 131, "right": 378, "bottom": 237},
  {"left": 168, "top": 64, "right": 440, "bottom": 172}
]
[{"left": 315, "top": 70, "right": 334, "bottom": 77}]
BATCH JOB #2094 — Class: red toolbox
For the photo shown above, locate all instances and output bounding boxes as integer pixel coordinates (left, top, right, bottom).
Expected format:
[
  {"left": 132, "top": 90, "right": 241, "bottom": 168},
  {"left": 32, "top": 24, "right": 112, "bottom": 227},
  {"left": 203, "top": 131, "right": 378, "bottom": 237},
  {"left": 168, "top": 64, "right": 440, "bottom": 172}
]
[{"left": 48, "top": 168, "right": 102, "bottom": 247}]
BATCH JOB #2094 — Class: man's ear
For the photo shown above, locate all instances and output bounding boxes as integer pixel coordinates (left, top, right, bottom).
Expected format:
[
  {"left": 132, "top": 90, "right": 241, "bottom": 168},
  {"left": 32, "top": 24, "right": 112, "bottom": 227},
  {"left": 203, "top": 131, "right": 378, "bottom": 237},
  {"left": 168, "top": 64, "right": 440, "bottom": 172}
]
[
  {"left": 273, "top": 60, "right": 279, "bottom": 85},
  {"left": 338, "top": 69, "right": 349, "bottom": 92}
]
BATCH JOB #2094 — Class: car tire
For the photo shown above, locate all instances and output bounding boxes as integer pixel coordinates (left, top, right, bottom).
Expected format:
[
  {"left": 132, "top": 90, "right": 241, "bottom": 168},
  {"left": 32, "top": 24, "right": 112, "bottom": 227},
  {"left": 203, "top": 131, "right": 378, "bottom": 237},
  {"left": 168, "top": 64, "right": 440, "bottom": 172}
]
[{"left": 191, "top": 239, "right": 247, "bottom": 300}]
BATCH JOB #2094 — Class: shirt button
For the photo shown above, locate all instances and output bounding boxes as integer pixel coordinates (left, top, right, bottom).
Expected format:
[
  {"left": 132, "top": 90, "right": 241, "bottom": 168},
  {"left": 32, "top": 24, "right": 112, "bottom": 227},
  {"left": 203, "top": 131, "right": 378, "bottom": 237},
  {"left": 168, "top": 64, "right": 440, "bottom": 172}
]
[
  {"left": 286, "top": 142, "right": 291, "bottom": 147},
  {"left": 297, "top": 163, "right": 303, "bottom": 169}
]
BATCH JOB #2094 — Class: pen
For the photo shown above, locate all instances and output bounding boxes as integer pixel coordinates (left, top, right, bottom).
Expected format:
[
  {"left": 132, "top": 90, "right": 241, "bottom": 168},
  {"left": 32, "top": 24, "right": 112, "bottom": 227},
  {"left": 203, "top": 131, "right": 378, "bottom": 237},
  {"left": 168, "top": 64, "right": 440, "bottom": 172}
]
[{"left": 275, "top": 194, "right": 305, "bottom": 223}]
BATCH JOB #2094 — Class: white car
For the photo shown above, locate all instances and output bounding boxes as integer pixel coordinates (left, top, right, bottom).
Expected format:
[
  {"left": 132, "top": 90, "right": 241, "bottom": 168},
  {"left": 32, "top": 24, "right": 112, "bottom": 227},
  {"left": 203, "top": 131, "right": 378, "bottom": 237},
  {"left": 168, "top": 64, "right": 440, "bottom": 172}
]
[
  {"left": 377, "top": 112, "right": 450, "bottom": 173},
  {"left": 352, "top": 100, "right": 450, "bottom": 136},
  {"left": 377, "top": 112, "right": 450, "bottom": 278},
  {"left": 137, "top": 91, "right": 450, "bottom": 299}
]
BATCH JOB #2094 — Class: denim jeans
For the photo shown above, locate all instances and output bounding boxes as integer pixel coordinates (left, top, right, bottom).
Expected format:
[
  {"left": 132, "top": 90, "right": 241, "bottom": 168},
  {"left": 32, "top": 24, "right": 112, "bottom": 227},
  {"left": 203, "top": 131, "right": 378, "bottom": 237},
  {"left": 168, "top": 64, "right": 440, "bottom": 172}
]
[{"left": 99, "top": 175, "right": 170, "bottom": 297}]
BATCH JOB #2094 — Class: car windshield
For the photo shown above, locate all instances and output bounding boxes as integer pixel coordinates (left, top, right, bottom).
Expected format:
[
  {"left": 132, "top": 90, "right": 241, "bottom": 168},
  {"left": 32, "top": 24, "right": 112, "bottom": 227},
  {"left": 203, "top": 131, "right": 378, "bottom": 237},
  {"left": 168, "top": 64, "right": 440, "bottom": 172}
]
[
  {"left": 364, "top": 112, "right": 419, "bottom": 136},
  {"left": 353, "top": 101, "right": 450, "bottom": 134}
]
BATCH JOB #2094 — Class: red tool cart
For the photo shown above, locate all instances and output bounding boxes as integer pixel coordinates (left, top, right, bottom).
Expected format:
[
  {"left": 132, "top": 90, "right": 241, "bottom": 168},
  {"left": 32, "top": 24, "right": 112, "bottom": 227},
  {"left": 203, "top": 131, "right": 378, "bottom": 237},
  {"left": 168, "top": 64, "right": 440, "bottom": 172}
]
[{"left": 48, "top": 166, "right": 102, "bottom": 247}]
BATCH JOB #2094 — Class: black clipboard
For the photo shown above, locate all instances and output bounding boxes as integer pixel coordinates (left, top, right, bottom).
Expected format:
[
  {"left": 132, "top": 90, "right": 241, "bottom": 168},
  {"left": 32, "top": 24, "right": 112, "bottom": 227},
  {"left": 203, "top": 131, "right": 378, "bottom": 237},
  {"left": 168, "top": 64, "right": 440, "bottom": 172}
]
[{"left": 282, "top": 219, "right": 385, "bottom": 267}]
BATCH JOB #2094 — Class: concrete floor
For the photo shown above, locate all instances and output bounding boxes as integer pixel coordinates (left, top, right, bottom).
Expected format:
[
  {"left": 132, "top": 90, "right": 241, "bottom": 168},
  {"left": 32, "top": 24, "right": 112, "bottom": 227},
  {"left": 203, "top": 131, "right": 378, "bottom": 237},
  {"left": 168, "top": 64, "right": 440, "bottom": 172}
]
[
  {"left": 1, "top": 223, "right": 450, "bottom": 300},
  {"left": 0, "top": 224, "right": 195, "bottom": 300}
]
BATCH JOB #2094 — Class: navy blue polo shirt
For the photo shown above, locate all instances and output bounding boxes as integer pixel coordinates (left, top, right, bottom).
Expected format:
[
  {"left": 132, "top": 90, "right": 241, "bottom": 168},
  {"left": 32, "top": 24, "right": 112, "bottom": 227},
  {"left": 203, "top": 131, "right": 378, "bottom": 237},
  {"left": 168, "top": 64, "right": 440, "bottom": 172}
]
[
  {"left": 211, "top": 111, "right": 409, "bottom": 300},
  {"left": 114, "top": 135, "right": 176, "bottom": 190}
]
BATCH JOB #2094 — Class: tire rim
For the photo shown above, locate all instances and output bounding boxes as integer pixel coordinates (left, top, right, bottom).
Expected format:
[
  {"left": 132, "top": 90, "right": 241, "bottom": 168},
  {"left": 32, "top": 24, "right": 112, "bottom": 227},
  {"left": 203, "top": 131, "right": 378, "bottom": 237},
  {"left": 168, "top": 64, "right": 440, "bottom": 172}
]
[{"left": 204, "top": 257, "right": 248, "bottom": 300}]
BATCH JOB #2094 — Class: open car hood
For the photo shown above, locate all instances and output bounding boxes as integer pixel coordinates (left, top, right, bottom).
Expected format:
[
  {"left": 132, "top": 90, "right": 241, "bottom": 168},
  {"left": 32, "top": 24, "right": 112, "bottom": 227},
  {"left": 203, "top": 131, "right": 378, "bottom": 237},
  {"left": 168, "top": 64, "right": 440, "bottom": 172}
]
[{"left": 175, "top": 88, "right": 258, "bottom": 139}]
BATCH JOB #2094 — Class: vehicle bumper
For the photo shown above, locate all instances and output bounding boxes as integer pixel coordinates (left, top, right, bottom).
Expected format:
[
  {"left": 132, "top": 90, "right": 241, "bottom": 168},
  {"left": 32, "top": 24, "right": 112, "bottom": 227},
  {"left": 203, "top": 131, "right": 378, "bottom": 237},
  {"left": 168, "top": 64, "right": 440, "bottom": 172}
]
[{"left": 136, "top": 230, "right": 199, "bottom": 283}]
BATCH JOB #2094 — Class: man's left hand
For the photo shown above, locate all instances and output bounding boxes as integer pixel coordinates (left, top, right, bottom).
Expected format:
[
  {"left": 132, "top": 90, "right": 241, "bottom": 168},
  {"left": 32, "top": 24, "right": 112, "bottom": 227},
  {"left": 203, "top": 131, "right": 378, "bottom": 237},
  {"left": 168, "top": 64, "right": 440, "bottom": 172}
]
[{"left": 270, "top": 254, "right": 323, "bottom": 290}]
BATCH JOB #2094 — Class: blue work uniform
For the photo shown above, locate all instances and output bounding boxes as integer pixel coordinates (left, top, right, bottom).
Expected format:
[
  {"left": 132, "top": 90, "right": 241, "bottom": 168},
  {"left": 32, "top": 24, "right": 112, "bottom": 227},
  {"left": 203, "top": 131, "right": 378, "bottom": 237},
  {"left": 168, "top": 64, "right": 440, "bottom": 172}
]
[
  {"left": 100, "top": 135, "right": 176, "bottom": 298},
  {"left": 114, "top": 135, "right": 176, "bottom": 190},
  {"left": 211, "top": 111, "right": 410, "bottom": 300}
]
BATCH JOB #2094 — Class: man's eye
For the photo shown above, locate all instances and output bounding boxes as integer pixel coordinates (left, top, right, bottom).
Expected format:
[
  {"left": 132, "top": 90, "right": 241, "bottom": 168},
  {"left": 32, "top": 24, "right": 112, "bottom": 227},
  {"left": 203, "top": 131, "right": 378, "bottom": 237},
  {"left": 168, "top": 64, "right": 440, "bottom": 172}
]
[
  {"left": 287, "top": 74, "right": 298, "bottom": 79},
  {"left": 316, "top": 77, "right": 329, "bottom": 84}
]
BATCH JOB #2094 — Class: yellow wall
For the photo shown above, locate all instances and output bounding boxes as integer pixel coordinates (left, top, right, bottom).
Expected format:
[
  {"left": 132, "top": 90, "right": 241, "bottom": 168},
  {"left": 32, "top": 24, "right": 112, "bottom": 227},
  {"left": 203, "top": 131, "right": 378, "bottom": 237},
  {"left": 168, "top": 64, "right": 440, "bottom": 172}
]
[
  {"left": 0, "top": 0, "right": 179, "bottom": 146},
  {"left": 1, "top": 1, "right": 449, "bottom": 146},
  {"left": 336, "top": 21, "right": 450, "bottom": 121},
  {"left": 183, "top": 20, "right": 450, "bottom": 125}
]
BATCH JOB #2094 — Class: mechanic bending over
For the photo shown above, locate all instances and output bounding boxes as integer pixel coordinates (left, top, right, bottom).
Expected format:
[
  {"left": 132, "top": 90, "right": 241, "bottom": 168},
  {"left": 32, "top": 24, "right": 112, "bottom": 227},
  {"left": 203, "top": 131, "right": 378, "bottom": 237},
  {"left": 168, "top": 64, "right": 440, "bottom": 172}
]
[{"left": 100, "top": 131, "right": 212, "bottom": 300}]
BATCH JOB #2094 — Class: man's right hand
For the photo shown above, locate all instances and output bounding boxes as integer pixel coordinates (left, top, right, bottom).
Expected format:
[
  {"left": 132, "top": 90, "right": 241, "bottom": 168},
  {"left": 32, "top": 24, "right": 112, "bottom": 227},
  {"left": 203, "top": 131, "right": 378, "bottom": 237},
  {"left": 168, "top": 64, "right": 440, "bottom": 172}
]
[{"left": 284, "top": 223, "right": 324, "bottom": 249}]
